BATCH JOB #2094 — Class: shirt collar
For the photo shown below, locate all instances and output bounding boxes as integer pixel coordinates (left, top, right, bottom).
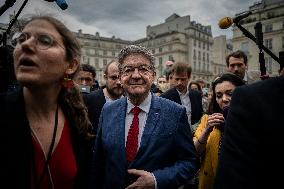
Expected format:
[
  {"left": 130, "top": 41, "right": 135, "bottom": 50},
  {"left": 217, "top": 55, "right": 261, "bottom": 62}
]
[
  {"left": 243, "top": 71, "right": 248, "bottom": 82},
  {"left": 177, "top": 88, "right": 189, "bottom": 96},
  {"left": 127, "top": 92, "right": 152, "bottom": 114}
]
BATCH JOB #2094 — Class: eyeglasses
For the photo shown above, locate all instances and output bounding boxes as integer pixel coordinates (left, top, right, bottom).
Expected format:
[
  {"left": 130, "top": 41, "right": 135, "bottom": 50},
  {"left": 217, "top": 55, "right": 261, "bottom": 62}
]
[
  {"left": 121, "top": 65, "right": 153, "bottom": 76},
  {"left": 11, "top": 32, "right": 65, "bottom": 50}
]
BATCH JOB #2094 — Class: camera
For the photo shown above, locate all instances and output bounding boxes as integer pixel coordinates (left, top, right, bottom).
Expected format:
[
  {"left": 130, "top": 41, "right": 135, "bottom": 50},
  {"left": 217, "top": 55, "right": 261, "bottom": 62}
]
[{"left": 78, "top": 85, "right": 91, "bottom": 94}]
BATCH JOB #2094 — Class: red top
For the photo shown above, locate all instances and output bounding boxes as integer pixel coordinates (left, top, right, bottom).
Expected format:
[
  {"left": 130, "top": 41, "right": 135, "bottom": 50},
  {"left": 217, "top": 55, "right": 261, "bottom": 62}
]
[{"left": 31, "top": 121, "right": 77, "bottom": 189}]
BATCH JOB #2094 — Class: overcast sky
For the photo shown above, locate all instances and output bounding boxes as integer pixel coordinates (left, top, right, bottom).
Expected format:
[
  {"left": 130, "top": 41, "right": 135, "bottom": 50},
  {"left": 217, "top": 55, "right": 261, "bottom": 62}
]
[{"left": 0, "top": 0, "right": 255, "bottom": 40}]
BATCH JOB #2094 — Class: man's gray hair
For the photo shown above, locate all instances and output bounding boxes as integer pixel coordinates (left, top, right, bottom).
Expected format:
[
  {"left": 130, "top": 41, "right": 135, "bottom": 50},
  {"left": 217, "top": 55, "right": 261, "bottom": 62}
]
[{"left": 118, "top": 45, "right": 155, "bottom": 71}]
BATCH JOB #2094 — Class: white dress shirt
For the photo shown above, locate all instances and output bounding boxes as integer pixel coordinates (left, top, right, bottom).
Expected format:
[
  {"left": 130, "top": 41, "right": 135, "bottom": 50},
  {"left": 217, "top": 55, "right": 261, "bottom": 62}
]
[
  {"left": 177, "top": 89, "right": 192, "bottom": 126},
  {"left": 125, "top": 92, "right": 152, "bottom": 148}
]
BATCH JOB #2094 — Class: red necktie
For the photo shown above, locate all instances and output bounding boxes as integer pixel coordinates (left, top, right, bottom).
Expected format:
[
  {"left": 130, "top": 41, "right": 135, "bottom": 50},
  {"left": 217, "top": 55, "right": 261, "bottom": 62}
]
[{"left": 126, "top": 106, "right": 141, "bottom": 162}]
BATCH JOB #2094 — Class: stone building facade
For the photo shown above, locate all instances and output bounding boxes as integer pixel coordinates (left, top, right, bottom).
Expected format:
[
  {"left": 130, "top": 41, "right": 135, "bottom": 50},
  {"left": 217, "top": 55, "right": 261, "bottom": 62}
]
[{"left": 232, "top": 0, "right": 284, "bottom": 78}]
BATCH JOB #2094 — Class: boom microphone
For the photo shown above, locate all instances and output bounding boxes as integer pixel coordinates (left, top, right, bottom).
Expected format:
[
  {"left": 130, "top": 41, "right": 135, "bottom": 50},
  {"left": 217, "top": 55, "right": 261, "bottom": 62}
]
[
  {"left": 218, "top": 11, "right": 252, "bottom": 29},
  {"left": 44, "top": 0, "right": 68, "bottom": 10}
]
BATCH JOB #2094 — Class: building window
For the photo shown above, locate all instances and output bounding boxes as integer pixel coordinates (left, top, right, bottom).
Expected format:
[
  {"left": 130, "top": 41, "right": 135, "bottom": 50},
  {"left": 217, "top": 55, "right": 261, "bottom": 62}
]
[
  {"left": 193, "top": 61, "right": 196, "bottom": 71},
  {"left": 203, "top": 42, "right": 205, "bottom": 49},
  {"left": 207, "top": 43, "right": 209, "bottom": 50},
  {"left": 207, "top": 64, "right": 209, "bottom": 72},
  {"left": 198, "top": 41, "right": 201, "bottom": 48},
  {"left": 198, "top": 62, "right": 201, "bottom": 71},
  {"left": 203, "top": 52, "right": 205, "bottom": 61},
  {"left": 264, "top": 38, "right": 273, "bottom": 50},
  {"left": 265, "top": 24, "right": 273, "bottom": 32},
  {"left": 265, "top": 57, "right": 272, "bottom": 74},
  {"left": 241, "top": 42, "right": 249, "bottom": 55},
  {"left": 193, "top": 49, "right": 196, "bottom": 59},
  {"left": 159, "top": 47, "right": 163, "bottom": 53},
  {"left": 95, "top": 58, "right": 99, "bottom": 68},
  {"left": 83, "top": 56, "right": 89, "bottom": 64},
  {"left": 103, "top": 59, "right": 107, "bottom": 66},
  {"left": 207, "top": 53, "right": 209, "bottom": 62},
  {"left": 89, "top": 49, "right": 95, "bottom": 55},
  {"left": 168, "top": 55, "right": 174, "bottom": 62},
  {"left": 159, "top": 57, "right": 163, "bottom": 65},
  {"left": 194, "top": 39, "right": 196, "bottom": 46},
  {"left": 103, "top": 50, "right": 107, "bottom": 56},
  {"left": 198, "top": 51, "right": 201, "bottom": 60},
  {"left": 116, "top": 44, "right": 122, "bottom": 49}
]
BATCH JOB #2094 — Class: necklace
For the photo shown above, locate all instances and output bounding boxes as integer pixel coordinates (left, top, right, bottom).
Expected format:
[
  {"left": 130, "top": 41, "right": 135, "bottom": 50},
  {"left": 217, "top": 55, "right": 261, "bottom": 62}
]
[{"left": 34, "top": 104, "right": 59, "bottom": 188}]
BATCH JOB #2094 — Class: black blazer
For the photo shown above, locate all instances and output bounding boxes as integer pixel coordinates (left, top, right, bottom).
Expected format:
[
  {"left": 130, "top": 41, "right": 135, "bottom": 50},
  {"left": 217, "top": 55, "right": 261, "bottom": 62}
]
[
  {"left": 160, "top": 87, "right": 203, "bottom": 125},
  {"left": 214, "top": 76, "right": 284, "bottom": 189},
  {"left": 0, "top": 89, "right": 93, "bottom": 189},
  {"left": 84, "top": 89, "right": 106, "bottom": 134}
]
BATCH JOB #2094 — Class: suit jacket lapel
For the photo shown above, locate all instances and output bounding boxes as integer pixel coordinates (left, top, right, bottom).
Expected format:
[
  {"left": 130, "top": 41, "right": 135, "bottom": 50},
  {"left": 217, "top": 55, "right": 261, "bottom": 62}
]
[
  {"left": 173, "top": 88, "right": 182, "bottom": 105},
  {"left": 135, "top": 95, "right": 161, "bottom": 160},
  {"left": 116, "top": 98, "right": 128, "bottom": 165},
  {"left": 98, "top": 89, "right": 106, "bottom": 105},
  {"left": 188, "top": 90, "right": 196, "bottom": 122}
]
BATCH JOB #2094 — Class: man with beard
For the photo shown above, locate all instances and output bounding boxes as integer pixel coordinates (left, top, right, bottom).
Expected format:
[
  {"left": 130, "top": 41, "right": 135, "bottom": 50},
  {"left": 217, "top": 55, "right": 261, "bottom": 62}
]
[
  {"left": 85, "top": 60, "right": 124, "bottom": 134},
  {"left": 89, "top": 45, "right": 199, "bottom": 189}
]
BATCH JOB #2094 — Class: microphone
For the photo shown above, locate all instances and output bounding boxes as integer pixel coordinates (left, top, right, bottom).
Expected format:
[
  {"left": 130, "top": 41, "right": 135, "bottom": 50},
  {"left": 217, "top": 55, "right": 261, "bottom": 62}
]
[
  {"left": 218, "top": 11, "right": 252, "bottom": 29},
  {"left": 222, "top": 106, "right": 230, "bottom": 119},
  {"left": 0, "top": 0, "right": 16, "bottom": 16},
  {"left": 44, "top": 0, "right": 68, "bottom": 10},
  {"left": 216, "top": 106, "right": 230, "bottom": 131}
]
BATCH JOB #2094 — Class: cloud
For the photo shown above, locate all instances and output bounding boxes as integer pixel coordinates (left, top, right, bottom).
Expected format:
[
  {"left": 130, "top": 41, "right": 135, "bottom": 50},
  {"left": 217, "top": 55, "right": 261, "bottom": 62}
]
[{"left": 0, "top": 0, "right": 255, "bottom": 40}]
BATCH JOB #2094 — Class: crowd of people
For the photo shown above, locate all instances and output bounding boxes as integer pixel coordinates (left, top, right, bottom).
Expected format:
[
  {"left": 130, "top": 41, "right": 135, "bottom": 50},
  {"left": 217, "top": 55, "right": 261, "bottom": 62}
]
[{"left": 1, "top": 15, "right": 283, "bottom": 189}]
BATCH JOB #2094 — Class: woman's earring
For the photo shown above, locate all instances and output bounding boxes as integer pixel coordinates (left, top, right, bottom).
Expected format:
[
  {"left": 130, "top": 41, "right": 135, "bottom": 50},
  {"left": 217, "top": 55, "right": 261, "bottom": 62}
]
[{"left": 62, "top": 74, "right": 75, "bottom": 89}]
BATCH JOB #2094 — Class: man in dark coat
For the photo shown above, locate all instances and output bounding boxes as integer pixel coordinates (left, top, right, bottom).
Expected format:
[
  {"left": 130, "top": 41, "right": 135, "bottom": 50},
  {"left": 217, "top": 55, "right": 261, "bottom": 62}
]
[
  {"left": 84, "top": 60, "right": 124, "bottom": 133},
  {"left": 160, "top": 62, "right": 203, "bottom": 130},
  {"left": 214, "top": 76, "right": 284, "bottom": 189}
]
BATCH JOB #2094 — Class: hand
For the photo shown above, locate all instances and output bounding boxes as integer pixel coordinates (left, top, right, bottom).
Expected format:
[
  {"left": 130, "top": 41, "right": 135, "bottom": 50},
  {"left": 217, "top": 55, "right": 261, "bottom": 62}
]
[
  {"left": 125, "top": 169, "right": 155, "bottom": 189},
  {"left": 206, "top": 113, "right": 224, "bottom": 133}
]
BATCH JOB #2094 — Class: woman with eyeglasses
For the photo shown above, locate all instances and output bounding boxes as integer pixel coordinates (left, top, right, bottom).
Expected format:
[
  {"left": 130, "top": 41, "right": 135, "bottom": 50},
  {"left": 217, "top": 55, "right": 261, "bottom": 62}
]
[
  {"left": 0, "top": 16, "right": 94, "bottom": 189},
  {"left": 192, "top": 73, "right": 245, "bottom": 189}
]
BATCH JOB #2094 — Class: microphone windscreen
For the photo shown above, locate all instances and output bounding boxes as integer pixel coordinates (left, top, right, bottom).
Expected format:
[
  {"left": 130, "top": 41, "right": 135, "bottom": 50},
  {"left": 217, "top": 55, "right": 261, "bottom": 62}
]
[
  {"left": 218, "top": 17, "right": 233, "bottom": 29},
  {"left": 55, "top": 0, "right": 68, "bottom": 10}
]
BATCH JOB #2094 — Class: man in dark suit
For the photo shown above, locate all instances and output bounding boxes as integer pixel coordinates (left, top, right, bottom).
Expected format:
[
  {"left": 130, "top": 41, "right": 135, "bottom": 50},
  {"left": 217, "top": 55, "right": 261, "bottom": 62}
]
[
  {"left": 84, "top": 60, "right": 124, "bottom": 133},
  {"left": 214, "top": 76, "right": 284, "bottom": 189},
  {"left": 160, "top": 62, "right": 203, "bottom": 131},
  {"left": 89, "top": 45, "right": 199, "bottom": 189}
]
